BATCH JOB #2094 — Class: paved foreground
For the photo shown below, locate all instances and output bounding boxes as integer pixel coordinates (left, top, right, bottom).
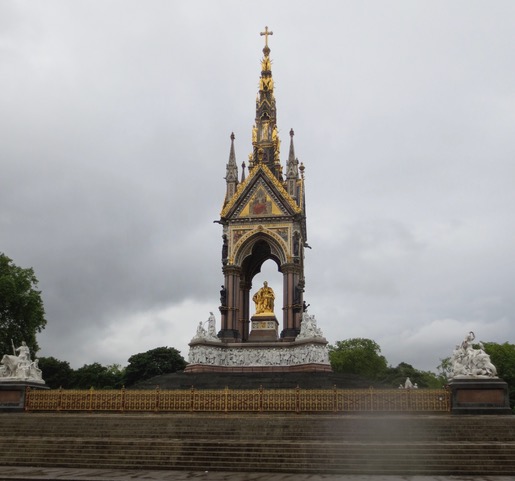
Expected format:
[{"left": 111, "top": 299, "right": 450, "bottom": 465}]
[{"left": 0, "top": 467, "right": 513, "bottom": 481}]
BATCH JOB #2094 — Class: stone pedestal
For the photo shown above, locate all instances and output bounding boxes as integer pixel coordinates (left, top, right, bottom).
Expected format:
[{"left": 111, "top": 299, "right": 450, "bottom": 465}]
[
  {"left": 248, "top": 315, "right": 279, "bottom": 342},
  {"left": 186, "top": 338, "right": 331, "bottom": 373},
  {"left": 0, "top": 382, "right": 48, "bottom": 412},
  {"left": 449, "top": 378, "right": 512, "bottom": 415},
  {"left": 187, "top": 312, "right": 331, "bottom": 373}
]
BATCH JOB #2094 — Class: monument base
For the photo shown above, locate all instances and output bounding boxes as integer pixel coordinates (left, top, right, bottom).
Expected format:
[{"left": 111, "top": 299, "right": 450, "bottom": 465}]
[
  {"left": 185, "top": 362, "right": 332, "bottom": 373},
  {"left": 0, "top": 382, "right": 49, "bottom": 412},
  {"left": 186, "top": 338, "right": 331, "bottom": 373},
  {"left": 248, "top": 315, "right": 279, "bottom": 342},
  {"left": 449, "top": 378, "right": 512, "bottom": 415},
  {"left": 217, "top": 329, "right": 241, "bottom": 342}
]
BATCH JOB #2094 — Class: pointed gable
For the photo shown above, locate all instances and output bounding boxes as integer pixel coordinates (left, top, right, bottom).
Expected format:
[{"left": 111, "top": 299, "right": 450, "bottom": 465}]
[
  {"left": 221, "top": 163, "right": 301, "bottom": 220},
  {"left": 238, "top": 183, "right": 284, "bottom": 218}
]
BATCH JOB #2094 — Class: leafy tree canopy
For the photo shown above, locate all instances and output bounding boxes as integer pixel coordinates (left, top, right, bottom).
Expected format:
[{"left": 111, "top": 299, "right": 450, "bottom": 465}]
[
  {"left": 0, "top": 253, "right": 47, "bottom": 356},
  {"left": 37, "top": 356, "right": 74, "bottom": 389},
  {"left": 72, "top": 362, "right": 125, "bottom": 389},
  {"left": 329, "top": 338, "right": 388, "bottom": 380},
  {"left": 482, "top": 341, "right": 515, "bottom": 410},
  {"left": 384, "top": 362, "right": 443, "bottom": 388},
  {"left": 436, "top": 357, "right": 453, "bottom": 383},
  {"left": 124, "top": 346, "right": 187, "bottom": 386}
]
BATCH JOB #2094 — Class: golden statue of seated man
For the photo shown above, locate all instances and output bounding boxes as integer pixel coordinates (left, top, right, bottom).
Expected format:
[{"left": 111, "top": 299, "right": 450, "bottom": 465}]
[{"left": 253, "top": 281, "right": 275, "bottom": 315}]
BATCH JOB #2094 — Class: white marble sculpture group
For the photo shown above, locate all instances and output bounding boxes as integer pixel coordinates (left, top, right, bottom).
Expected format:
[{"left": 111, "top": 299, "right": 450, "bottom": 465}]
[
  {"left": 191, "top": 312, "right": 221, "bottom": 343},
  {"left": 296, "top": 312, "right": 325, "bottom": 340},
  {"left": 0, "top": 341, "right": 45, "bottom": 383},
  {"left": 449, "top": 331, "right": 497, "bottom": 379},
  {"left": 188, "top": 312, "right": 330, "bottom": 367},
  {"left": 399, "top": 377, "right": 418, "bottom": 389}
]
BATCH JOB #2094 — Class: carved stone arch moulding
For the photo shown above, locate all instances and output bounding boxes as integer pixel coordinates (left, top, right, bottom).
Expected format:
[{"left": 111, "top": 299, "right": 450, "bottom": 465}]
[{"left": 233, "top": 227, "right": 288, "bottom": 267}]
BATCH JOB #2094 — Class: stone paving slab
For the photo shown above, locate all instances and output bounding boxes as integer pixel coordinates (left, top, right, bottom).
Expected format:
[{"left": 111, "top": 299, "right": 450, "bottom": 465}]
[{"left": 0, "top": 467, "right": 513, "bottom": 481}]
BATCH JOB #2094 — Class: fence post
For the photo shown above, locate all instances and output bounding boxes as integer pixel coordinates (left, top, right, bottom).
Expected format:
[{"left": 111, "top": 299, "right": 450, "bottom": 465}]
[
  {"left": 190, "top": 386, "right": 194, "bottom": 412},
  {"left": 259, "top": 385, "right": 263, "bottom": 412},
  {"left": 333, "top": 385, "right": 337, "bottom": 413},
  {"left": 224, "top": 386, "right": 229, "bottom": 413},
  {"left": 121, "top": 386, "right": 125, "bottom": 412},
  {"left": 296, "top": 385, "right": 300, "bottom": 414},
  {"left": 155, "top": 385, "right": 160, "bottom": 412},
  {"left": 24, "top": 387, "right": 31, "bottom": 411},
  {"left": 88, "top": 387, "right": 94, "bottom": 412}
]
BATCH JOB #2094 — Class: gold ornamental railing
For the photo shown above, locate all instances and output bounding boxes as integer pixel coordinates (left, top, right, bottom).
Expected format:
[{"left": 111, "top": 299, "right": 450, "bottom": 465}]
[{"left": 25, "top": 387, "right": 451, "bottom": 413}]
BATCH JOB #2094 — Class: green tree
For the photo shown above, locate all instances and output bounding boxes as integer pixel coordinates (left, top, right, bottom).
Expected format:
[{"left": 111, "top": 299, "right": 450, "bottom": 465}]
[
  {"left": 124, "top": 346, "right": 187, "bottom": 387},
  {"left": 482, "top": 341, "right": 515, "bottom": 410},
  {"left": 384, "top": 362, "right": 442, "bottom": 388},
  {"left": 37, "top": 356, "right": 74, "bottom": 389},
  {"left": 436, "top": 357, "right": 453, "bottom": 384},
  {"left": 72, "top": 362, "right": 125, "bottom": 389},
  {"left": 329, "top": 338, "right": 388, "bottom": 380},
  {"left": 0, "top": 253, "right": 47, "bottom": 356}
]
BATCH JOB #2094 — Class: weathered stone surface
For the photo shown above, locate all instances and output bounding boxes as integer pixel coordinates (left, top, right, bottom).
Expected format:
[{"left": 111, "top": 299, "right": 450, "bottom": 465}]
[
  {"left": 449, "top": 378, "right": 512, "bottom": 415},
  {"left": 1, "top": 413, "right": 515, "bottom": 475}
]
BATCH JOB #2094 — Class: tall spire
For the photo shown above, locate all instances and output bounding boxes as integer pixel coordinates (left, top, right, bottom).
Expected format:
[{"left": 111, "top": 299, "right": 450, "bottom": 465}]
[
  {"left": 225, "top": 132, "right": 238, "bottom": 203},
  {"left": 251, "top": 26, "right": 282, "bottom": 180},
  {"left": 287, "top": 128, "right": 297, "bottom": 168},
  {"left": 286, "top": 128, "right": 299, "bottom": 198}
]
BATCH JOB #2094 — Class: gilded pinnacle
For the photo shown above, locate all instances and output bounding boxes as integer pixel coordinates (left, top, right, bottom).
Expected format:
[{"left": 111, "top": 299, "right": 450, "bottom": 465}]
[{"left": 260, "top": 26, "right": 273, "bottom": 48}]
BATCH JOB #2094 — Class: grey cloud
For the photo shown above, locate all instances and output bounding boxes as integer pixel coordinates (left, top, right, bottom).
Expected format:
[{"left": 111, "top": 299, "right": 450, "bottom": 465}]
[{"left": 1, "top": 1, "right": 514, "bottom": 372}]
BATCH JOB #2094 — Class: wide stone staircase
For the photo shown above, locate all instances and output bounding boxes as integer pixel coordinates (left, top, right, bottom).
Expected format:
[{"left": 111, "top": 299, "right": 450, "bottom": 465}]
[{"left": 0, "top": 413, "right": 514, "bottom": 475}]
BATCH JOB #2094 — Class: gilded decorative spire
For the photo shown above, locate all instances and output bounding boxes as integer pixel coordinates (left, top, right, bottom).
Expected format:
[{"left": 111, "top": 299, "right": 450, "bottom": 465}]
[
  {"left": 252, "top": 26, "right": 281, "bottom": 180},
  {"left": 260, "top": 26, "right": 273, "bottom": 63}
]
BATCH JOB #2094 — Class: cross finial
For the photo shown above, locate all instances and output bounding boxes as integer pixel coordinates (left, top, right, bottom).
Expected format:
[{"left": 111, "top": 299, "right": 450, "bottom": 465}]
[{"left": 260, "top": 26, "right": 273, "bottom": 48}]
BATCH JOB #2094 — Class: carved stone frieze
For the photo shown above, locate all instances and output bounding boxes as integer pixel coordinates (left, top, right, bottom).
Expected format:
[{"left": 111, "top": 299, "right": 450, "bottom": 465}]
[{"left": 188, "top": 341, "right": 330, "bottom": 367}]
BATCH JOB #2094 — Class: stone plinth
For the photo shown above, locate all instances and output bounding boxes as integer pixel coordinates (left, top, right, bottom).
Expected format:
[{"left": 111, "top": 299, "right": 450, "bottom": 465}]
[
  {"left": 186, "top": 312, "right": 331, "bottom": 373},
  {"left": 0, "top": 382, "right": 49, "bottom": 412},
  {"left": 186, "top": 338, "right": 331, "bottom": 373},
  {"left": 248, "top": 315, "right": 279, "bottom": 342},
  {"left": 449, "top": 378, "right": 512, "bottom": 415}
]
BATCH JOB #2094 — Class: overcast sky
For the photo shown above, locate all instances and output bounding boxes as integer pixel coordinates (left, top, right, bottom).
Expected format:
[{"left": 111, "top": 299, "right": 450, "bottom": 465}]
[{"left": 1, "top": 1, "right": 514, "bottom": 373}]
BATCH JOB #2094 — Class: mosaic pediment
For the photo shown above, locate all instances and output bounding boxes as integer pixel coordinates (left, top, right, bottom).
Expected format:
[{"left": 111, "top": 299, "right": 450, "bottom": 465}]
[{"left": 237, "top": 184, "right": 287, "bottom": 219}]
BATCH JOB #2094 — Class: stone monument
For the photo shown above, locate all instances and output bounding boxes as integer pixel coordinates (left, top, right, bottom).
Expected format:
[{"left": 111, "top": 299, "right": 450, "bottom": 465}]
[
  {"left": 0, "top": 341, "right": 47, "bottom": 411},
  {"left": 448, "top": 332, "right": 511, "bottom": 414},
  {"left": 248, "top": 281, "right": 279, "bottom": 341},
  {"left": 188, "top": 311, "right": 329, "bottom": 371},
  {"left": 186, "top": 28, "right": 330, "bottom": 373}
]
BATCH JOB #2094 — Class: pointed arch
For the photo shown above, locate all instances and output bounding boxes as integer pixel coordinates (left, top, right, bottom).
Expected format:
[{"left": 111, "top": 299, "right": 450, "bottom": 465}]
[{"left": 233, "top": 229, "right": 288, "bottom": 270}]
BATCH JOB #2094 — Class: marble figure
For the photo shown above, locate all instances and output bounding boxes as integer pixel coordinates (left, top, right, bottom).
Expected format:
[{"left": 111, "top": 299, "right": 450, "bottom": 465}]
[
  {"left": 449, "top": 331, "right": 498, "bottom": 379},
  {"left": 296, "top": 313, "right": 325, "bottom": 340},
  {"left": 0, "top": 341, "right": 45, "bottom": 383}
]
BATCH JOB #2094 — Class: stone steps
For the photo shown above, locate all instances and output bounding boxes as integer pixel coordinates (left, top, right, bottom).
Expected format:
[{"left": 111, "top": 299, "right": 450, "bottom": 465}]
[
  {"left": 2, "top": 457, "right": 515, "bottom": 475},
  {"left": 1, "top": 458, "right": 514, "bottom": 473},
  {"left": 1, "top": 413, "right": 514, "bottom": 475},
  {"left": 3, "top": 421, "right": 514, "bottom": 441}
]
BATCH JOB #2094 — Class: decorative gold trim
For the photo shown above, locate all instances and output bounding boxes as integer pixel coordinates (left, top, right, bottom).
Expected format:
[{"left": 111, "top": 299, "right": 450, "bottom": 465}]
[
  {"left": 232, "top": 225, "right": 289, "bottom": 264},
  {"left": 221, "top": 164, "right": 301, "bottom": 218}
]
